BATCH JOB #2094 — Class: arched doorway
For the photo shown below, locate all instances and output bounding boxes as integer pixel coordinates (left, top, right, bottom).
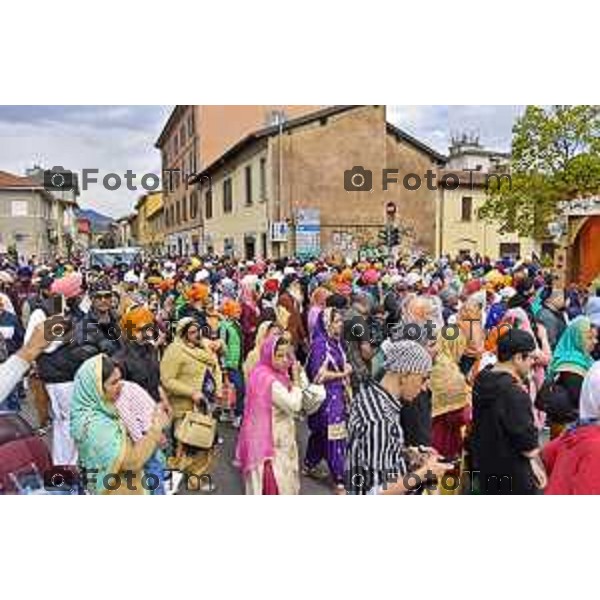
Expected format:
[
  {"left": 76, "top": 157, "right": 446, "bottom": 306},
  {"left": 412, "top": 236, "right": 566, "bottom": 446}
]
[{"left": 572, "top": 216, "right": 600, "bottom": 285}]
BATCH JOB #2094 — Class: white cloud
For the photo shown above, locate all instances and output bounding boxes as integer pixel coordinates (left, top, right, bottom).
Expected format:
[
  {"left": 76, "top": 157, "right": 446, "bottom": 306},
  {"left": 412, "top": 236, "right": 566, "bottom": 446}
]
[
  {"left": 388, "top": 105, "right": 523, "bottom": 154},
  {"left": 0, "top": 106, "right": 169, "bottom": 218}
]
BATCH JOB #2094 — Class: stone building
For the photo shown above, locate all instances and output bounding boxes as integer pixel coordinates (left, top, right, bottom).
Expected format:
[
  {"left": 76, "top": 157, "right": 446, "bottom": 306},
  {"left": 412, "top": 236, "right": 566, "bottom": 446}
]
[{"left": 190, "top": 105, "right": 446, "bottom": 259}]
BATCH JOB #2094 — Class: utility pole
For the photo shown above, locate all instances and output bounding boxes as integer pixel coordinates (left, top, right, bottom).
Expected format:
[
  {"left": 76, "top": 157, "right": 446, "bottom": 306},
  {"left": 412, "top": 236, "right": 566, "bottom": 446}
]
[{"left": 385, "top": 202, "right": 397, "bottom": 260}]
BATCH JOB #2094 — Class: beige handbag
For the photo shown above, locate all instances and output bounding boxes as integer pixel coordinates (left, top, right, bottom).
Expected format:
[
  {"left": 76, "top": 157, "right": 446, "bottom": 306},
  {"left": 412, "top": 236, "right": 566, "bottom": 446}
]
[
  {"left": 175, "top": 409, "right": 217, "bottom": 450},
  {"left": 301, "top": 383, "right": 327, "bottom": 416}
]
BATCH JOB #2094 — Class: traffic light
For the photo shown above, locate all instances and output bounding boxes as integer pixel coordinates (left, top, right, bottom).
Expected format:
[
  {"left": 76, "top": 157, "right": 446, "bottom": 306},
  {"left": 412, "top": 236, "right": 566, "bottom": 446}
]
[{"left": 390, "top": 227, "right": 400, "bottom": 247}]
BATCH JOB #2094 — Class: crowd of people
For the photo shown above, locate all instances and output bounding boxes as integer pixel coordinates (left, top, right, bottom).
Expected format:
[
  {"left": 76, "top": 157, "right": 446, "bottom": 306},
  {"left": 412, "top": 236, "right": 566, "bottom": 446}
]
[{"left": 0, "top": 251, "right": 599, "bottom": 495}]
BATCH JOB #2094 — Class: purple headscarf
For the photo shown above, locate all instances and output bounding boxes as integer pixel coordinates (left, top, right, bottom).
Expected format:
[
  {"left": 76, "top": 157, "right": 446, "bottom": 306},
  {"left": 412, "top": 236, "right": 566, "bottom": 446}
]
[{"left": 308, "top": 308, "right": 346, "bottom": 377}]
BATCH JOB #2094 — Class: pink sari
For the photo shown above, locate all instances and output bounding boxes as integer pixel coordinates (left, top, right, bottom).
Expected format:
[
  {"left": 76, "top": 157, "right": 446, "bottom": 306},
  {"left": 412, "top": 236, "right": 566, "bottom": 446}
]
[{"left": 234, "top": 333, "right": 291, "bottom": 491}]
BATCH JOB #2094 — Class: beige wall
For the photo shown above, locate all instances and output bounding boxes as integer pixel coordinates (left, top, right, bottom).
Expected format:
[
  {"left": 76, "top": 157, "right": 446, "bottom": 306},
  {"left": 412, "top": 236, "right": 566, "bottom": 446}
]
[
  {"left": 437, "top": 186, "right": 537, "bottom": 258},
  {"left": 383, "top": 134, "right": 440, "bottom": 253},
  {"left": 271, "top": 105, "right": 439, "bottom": 256},
  {"left": 201, "top": 144, "right": 269, "bottom": 258}
]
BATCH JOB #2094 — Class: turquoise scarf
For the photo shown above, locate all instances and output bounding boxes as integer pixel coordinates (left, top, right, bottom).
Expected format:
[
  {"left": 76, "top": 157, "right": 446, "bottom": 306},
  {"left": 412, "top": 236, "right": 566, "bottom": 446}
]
[
  {"left": 547, "top": 316, "right": 595, "bottom": 380},
  {"left": 70, "top": 355, "right": 125, "bottom": 494}
]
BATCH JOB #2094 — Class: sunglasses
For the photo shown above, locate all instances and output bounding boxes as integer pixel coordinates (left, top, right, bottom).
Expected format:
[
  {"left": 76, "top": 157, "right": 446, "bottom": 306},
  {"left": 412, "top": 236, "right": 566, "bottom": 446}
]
[{"left": 94, "top": 292, "right": 113, "bottom": 300}]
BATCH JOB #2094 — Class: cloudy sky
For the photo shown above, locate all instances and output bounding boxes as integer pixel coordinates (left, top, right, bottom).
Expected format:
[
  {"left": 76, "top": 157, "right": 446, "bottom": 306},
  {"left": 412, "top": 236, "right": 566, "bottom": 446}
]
[{"left": 0, "top": 105, "right": 523, "bottom": 218}]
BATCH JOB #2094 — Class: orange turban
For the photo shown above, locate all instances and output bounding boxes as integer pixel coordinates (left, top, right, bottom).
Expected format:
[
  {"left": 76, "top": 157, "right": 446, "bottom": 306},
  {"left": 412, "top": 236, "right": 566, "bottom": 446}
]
[
  {"left": 221, "top": 298, "right": 241, "bottom": 318},
  {"left": 121, "top": 306, "right": 154, "bottom": 333},
  {"left": 186, "top": 283, "right": 210, "bottom": 303}
]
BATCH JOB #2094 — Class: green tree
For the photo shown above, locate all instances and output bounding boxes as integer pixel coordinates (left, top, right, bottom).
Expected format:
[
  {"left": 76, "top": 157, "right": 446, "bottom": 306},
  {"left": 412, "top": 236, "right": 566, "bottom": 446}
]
[{"left": 480, "top": 105, "right": 600, "bottom": 238}]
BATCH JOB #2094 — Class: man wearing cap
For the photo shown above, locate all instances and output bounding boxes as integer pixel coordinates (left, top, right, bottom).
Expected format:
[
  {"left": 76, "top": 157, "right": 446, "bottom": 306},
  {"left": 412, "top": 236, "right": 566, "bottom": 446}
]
[
  {"left": 470, "top": 329, "right": 546, "bottom": 495},
  {"left": 346, "top": 340, "right": 451, "bottom": 495},
  {"left": 74, "top": 277, "right": 122, "bottom": 357}
]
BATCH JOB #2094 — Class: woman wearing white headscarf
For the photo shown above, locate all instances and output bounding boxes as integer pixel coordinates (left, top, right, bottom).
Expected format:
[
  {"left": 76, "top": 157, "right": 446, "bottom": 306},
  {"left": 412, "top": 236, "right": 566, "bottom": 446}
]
[{"left": 543, "top": 362, "right": 600, "bottom": 494}]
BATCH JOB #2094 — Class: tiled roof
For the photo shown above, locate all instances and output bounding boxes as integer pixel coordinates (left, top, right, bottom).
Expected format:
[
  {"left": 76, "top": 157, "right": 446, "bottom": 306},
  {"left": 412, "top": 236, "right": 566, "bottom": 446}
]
[{"left": 0, "top": 170, "right": 42, "bottom": 189}]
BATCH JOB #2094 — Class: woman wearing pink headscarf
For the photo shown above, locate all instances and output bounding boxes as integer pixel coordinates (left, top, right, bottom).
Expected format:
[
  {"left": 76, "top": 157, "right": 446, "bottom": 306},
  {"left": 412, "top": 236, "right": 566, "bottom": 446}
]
[{"left": 235, "top": 332, "right": 303, "bottom": 495}]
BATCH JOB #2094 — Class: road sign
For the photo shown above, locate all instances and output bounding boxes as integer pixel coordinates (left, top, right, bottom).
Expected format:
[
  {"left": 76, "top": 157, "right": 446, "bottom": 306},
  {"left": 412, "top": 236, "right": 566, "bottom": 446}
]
[
  {"left": 270, "top": 222, "right": 289, "bottom": 243},
  {"left": 296, "top": 208, "right": 321, "bottom": 257}
]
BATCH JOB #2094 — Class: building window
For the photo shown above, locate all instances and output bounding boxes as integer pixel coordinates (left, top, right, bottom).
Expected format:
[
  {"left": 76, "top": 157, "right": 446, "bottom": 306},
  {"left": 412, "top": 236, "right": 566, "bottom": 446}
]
[
  {"left": 205, "top": 190, "right": 213, "bottom": 220},
  {"left": 187, "top": 112, "right": 194, "bottom": 137},
  {"left": 176, "top": 201, "right": 181, "bottom": 225},
  {"left": 259, "top": 157, "right": 267, "bottom": 201},
  {"left": 182, "top": 195, "right": 188, "bottom": 222},
  {"left": 190, "top": 191, "right": 198, "bottom": 220},
  {"left": 174, "top": 133, "right": 179, "bottom": 153},
  {"left": 11, "top": 200, "right": 28, "bottom": 217},
  {"left": 245, "top": 165, "right": 253, "bottom": 206},
  {"left": 541, "top": 242, "right": 556, "bottom": 260},
  {"left": 223, "top": 178, "right": 233, "bottom": 213},
  {"left": 461, "top": 196, "right": 473, "bottom": 222},
  {"left": 180, "top": 124, "right": 186, "bottom": 146},
  {"left": 499, "top": 243, "right": 521, "bottom": 259}
]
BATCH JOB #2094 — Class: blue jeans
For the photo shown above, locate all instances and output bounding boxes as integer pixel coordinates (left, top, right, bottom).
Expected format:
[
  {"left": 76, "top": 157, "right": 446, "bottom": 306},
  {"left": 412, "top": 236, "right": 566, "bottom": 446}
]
[
  {"left": 226, "top": 369, "right": 245, "bottom": 417},
  {"left": 144, "top": 449, "right": 166, "bottom": 495}
]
